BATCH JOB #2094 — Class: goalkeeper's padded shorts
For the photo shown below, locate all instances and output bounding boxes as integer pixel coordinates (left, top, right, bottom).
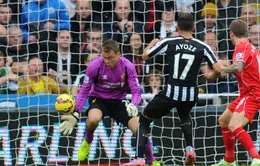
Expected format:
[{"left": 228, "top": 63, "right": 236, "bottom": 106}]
[{"left": 86, "top": 97, "right": 132, "bottom": 126}]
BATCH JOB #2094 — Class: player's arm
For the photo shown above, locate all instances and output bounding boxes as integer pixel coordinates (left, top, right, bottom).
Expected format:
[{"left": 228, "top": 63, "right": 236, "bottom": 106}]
[
  {"left": 142, "top": 38, "right": 167, "bottom": 60},
  {"left": 205, "top": 61, "right": 222, "bottom": 81},
  {"left": 59, "top": 63, "right": 97, "bottom": 135},
  {"left": 202, "top": 47, "right": 222, "bottom": 81},
  {"left": 222, "top": 61, "right": 244, "bottom": 73},
  {"left": 125, "top": 64, "right": 142, "bottom": 117}
]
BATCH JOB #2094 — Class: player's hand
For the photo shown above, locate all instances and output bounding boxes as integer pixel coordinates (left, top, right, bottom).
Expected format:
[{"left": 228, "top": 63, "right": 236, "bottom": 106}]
[
  {"left": 5, "top": 56, "right": 13, "bottom": 67},
  {"left": 28, "top": 35, "right": 37, "bottom": 43},
  {"left": 123, "top": 100, "right": 138, "bottom": 117},
  {"left": 203, "top": 73, "right": 215, "bottom": 82},
  {"left": 59, "top": 112, "right": 79, "bottom": 135}
]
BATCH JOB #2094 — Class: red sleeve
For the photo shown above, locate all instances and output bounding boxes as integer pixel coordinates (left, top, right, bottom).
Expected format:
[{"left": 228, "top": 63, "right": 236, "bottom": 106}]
[{"left": 233, "top": 42, "right": 251, "bottom": 64}]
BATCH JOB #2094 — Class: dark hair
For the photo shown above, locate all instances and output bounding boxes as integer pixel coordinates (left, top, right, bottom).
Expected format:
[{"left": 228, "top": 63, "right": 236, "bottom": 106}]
[
  {"left": 177, "top": 13, "right": 194, "bottom": 31},
  {"left": 102, "top": 40, "right": 120, "bottom": 53},
  {"left": 229, "top": 19, "right": 248, "bottom": 38},
  {"left": 0, "top": 4, "right": 11, "bottom": 10}
]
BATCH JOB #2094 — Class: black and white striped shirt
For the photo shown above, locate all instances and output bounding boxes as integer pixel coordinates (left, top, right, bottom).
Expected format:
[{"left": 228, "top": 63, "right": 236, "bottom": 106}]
[{"left": 148, "top": 36, "right": 217, "bottom": 101}]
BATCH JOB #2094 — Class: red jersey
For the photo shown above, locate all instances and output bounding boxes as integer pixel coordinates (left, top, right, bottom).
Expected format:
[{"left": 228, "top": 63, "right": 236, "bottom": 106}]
[{"left": 232, "top": 39, "right": 260, "bottom": 97}]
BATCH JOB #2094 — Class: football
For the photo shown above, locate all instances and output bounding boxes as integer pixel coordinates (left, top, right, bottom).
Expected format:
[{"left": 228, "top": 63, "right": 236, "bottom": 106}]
[{"left": 55, "top": 94, "right": 75, "bottom": 114}]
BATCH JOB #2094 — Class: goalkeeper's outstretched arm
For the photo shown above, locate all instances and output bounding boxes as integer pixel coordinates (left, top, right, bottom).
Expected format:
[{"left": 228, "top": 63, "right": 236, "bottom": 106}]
[{"left": 59, "top": 62, "right": 99, "bottom": 135}]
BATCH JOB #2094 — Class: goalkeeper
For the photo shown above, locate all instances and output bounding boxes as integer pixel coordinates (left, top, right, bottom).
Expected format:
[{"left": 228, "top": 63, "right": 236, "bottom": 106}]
[{"left": 59, "top": 40, "right": 159, "bottom": 165}]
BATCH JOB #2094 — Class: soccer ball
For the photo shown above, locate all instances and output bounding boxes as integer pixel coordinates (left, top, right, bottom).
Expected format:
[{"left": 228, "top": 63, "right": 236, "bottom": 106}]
[{"left": 55, "top": 94, "right": 75, "bottom": 114}]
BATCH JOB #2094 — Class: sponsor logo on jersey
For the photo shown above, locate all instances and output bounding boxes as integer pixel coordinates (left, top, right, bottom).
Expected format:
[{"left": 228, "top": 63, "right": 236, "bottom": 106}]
[{"left": 102, "top": 75, "right": 108, "bottom": 80}]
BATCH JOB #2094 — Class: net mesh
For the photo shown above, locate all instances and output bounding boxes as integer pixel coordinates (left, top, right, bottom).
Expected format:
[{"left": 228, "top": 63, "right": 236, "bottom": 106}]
[{"left": 0, "top": 0, "right": 259, "bottom": 165}]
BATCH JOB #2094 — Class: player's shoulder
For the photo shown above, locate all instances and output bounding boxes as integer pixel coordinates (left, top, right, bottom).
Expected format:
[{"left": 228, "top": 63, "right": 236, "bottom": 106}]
[
  {"left": 120, "top": 56, "right": 137, "bottom": 73},
  {"left": 191, "top": 38, "right": 210, "bottom": 48},
  {"left": 160, "top": 36, "right": 184, "bottom": 43},
  {"left": 120, "top": 56, "right": 134, "bottom": 67},
  {"left": 235, "top": 39, "right": 251, "bottom": 51}
]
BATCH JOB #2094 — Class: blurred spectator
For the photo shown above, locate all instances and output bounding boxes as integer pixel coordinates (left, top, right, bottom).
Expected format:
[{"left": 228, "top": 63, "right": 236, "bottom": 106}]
[
  {"left": 43, "top": 30, "right": 84, "bottom": 89},
  {"left": 144, "top": 69, "right": 163, "bottom": 94},
  {"left": 158, "top": 5, "right": 177, "bottom": 39},
  {"left": 144, "top": 0, "right": 173, "bottom": 43},
  {"left": 175, "top": 0, "right": 206, "bottom": 21},
  {"left": 71, "top": 52, "right": 99, "bottom": 95},
  {"left": 70, "top": 0, "right": 101, "bottom": 51},
  {"left": 59, "top": 0, "right": 77, "bottom": 18},
  {"left": 240, "top": 4, "right": 257, "bottom": 27},
  {"left": 2, "top": 0, "right": 22, "bottom": 23},
  {"left": 0, "top": 4, "right": 12, "bottom": 26},
  {"left": 208, "top": 54, "right": 238, "bottom": 93},
  {"left": 249, "top": 24, "right": 260, "bottom": 51},
  {"left": 85, "top": 52, "right": 99, "bottom": 66},
  {"left": 217, "top": 0, "right": 243, "bottom": 59},
  {"left": 83, "top": 26, "right": 102, "bottom": 54},
  {"left": 0, "top": 24, "right": 6, "bottom": 37},
  {"left": 18, "top": 57, "right": 69, "bottom": 94},
  {"left": 204, "top": 31, "right": 217, "bottom": 55},
  {"left": 0, "top": 50, "right": 18, "bottom": 94},
  {"left": 217, "top": 0, "right": 243, "bottom": 27},
  {"left": 0, "top": 25, "right": 37, "bottom": 74},
  {"left": 20, "top": 0, "right": 70, "bottom": 45},
  {"left": 196, "top": 3, "right": 227, "bottom": 56},
  {"left": 124, "top": 32, "right": 148, "bottom": 84},
  {"left": 103, "top": 0, "right": 143, "bottom": 45},
  {"left": 197, "top": 32, "right": 218, "bottom": 94}
]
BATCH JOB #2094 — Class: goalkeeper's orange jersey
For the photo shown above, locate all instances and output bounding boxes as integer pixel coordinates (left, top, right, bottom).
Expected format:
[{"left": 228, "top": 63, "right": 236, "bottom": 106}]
[{"left": 232, "top": 39, "right": 260, "bottom": 97}]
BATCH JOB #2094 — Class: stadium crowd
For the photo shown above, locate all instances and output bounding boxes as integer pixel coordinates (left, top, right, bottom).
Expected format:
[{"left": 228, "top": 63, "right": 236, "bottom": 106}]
[{"left": 0, "top": 0, "right": 259, "bottom": 99}]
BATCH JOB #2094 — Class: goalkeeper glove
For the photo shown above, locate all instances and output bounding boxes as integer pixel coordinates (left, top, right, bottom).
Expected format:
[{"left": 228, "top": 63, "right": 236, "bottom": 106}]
[
  {"left": 123, "top": 100, "right": 138, "bottom": 117},
  {"left": 59, "top": 111, "right": 79, "bottom": 135}
]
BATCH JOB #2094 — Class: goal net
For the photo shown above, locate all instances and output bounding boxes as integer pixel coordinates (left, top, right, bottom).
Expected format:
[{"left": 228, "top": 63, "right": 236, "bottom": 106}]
[{"left": 0, "top": 0, "right": 259, "bottom": 165}]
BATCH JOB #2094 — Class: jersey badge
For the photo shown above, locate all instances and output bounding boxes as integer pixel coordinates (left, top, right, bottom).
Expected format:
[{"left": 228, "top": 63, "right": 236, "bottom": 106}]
[
  {"left": 121, "top": 74, "right": 125, "bottom": 81},
  {"left": 84, "top": 76, "right": 89, "bottom": 83},
  {"left": 235, "top": 52, "right": 243, "bottom": 59}
]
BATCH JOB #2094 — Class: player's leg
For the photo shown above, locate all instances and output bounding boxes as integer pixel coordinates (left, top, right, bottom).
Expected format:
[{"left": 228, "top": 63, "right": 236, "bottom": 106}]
[
  {"left": 122, "top": 93, "right": 175, "bottom": 166},
  {"left": 218, "top": 108, "right": 235, "bottom": 164},
  {"left": 79, "top": 98, "right": 106, "bottom": 161},
  {"left": 137, "top": 94, "right": 174, "bottom": 159},
  {"left": 127, "top": 117, "right": 157, "bottom": 165},
  {"left": 228, "top": 96, "right": 260, "bottom": 165},
  {"left": 211, "top": 99, "right": 237, "bottom": 166},
  {"left": 85, "top": 108, "right": 103, "bottom": 143},
  {"left": 113, "top": 101, "right": 157, "bottom": 165},
  {"left": 176, "top": 101, "right": 196, "bottom": 165}
]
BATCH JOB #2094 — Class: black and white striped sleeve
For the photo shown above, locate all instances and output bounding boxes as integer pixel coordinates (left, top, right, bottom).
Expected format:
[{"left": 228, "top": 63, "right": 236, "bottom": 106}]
[
  {"left": 147, "top": 38, "right": 168, "bottom": 58},
  {"left": 203, "top": 46, "right": 218, "bottom": 65},
  {"left": 192, "top": 38, "right": 218, "bottom": 65}
]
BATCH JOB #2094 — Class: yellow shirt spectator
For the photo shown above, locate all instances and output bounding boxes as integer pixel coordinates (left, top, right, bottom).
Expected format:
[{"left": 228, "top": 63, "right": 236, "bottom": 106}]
[
  {"left": 30, "top": 78, "right": 45, "bottom": 94},
  {"left": 18, "top": 57, "right": 69, "bottom": 95},
  {"left": 18, "top": 76, "right": 69, "bottom": 94}
]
